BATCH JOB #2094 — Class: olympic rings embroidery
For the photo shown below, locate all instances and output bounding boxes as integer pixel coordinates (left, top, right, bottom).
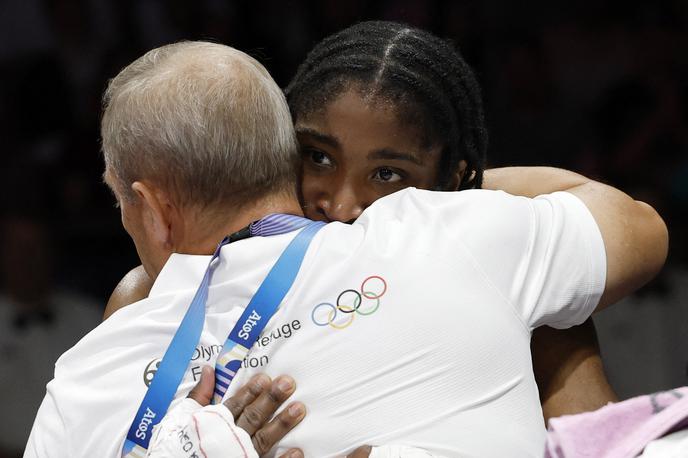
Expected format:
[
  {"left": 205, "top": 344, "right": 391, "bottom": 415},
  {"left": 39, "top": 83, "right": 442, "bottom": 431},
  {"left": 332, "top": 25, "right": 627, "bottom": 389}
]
[{"left": 311, "top": 275, "right": 387, "bottom": 330}]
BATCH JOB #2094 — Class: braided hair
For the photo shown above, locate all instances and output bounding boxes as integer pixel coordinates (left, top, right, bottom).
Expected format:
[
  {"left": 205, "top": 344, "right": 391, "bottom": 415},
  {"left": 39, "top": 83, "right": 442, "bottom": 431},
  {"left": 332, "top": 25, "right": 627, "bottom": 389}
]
[{"left": 285, "top": 21, "right": 487, "bottom": 190}]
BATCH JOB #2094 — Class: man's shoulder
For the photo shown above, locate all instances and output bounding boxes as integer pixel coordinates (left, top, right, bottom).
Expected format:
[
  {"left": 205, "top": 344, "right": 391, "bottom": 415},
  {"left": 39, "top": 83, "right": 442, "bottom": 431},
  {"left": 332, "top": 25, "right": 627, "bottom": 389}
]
[
  {"left": 54, "top": 295, "right": 173, "bottom": 373},
  {"left": 357, "top": 187, "right": 530, "bottom": 228},
  {"left": 373, "top": 187, "right": 523, "bottom": 209}
]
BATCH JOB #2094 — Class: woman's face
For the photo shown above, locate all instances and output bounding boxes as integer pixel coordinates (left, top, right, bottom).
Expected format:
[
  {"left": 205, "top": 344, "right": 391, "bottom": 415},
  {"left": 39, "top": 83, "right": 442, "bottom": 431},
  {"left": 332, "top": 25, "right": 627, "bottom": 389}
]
[{"left": 296, "top": 88, "right": 453, "bottom": 223}]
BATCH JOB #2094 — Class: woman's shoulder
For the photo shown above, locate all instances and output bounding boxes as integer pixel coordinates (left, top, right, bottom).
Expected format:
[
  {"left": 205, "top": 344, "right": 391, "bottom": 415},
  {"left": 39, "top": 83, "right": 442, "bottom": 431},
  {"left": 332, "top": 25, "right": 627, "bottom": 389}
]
[{"left": 103, "top": 265, "right": 154, "bottom": 320}]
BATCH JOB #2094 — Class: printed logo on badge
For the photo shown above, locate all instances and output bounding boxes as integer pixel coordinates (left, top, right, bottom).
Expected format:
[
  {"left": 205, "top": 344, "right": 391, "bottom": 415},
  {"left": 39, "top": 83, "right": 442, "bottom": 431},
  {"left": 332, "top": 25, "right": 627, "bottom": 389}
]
[{"left": 143, "top": 358, "right": 161, "bottom": 387}]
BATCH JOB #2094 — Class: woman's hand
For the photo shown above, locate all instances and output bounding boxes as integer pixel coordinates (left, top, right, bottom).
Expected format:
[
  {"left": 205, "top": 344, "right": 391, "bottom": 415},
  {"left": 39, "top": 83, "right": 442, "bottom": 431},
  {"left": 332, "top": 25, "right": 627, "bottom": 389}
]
[{"left": 188, "top": 367, "right": 306, "bottom": 457}]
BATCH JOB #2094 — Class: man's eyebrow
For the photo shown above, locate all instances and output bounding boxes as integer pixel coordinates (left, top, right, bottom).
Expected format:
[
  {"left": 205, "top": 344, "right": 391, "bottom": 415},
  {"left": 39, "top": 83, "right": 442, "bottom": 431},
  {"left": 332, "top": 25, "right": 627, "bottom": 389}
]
[
  {"left": 295, "top": 127, "right": 340, "bottom": 149},
  {"left": 368, "top": 148, "right": 424, "bottom": 166}
]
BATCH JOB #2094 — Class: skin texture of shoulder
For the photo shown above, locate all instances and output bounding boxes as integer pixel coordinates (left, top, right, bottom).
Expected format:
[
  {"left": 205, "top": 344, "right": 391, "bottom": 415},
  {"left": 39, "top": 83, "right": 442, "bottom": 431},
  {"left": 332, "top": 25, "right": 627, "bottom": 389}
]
[{"left": 103, "top": 265, "right": 154, "bottom": 320}]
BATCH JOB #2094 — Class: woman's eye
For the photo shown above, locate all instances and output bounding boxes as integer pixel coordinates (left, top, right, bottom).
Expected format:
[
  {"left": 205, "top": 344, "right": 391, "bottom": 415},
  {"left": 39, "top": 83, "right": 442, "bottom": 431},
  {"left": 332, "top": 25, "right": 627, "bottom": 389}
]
[
  {"left": 374, "top": 168, "right": 403, "bottom": 182},
  {"left": 306, "top": 149, "right": 333, "bottom": 167}
]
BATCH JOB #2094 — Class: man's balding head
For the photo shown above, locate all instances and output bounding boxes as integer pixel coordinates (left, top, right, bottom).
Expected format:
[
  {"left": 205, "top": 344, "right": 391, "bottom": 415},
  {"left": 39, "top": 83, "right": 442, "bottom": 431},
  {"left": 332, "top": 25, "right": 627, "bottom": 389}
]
[{"left": 101, "top": 41, "right": 298, "bottom": 210}]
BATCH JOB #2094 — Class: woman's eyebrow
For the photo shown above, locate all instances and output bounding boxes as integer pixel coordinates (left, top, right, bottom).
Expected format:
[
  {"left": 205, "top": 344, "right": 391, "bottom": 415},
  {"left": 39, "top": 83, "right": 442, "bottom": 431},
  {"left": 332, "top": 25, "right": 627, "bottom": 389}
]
[
  {"left": 368, "top": 148, "right": 423, "bottom": 166},
  {"left": 295, "top": 127, "right": 340, "bottom": 149}
]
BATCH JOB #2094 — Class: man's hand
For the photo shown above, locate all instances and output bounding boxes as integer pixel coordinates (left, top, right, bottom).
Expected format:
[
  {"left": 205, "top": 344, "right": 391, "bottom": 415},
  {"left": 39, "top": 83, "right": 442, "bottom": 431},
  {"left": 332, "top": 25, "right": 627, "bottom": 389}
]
[{"left": 188, "top": 366, "right": 305, "bottom": 457}]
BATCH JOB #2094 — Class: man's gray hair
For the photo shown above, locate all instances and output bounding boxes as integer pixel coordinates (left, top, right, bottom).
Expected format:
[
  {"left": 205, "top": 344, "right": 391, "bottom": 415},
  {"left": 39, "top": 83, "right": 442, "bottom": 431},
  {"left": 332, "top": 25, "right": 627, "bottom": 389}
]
[{"left": 101, "top": 41, "right": 298, "bottom": 208}]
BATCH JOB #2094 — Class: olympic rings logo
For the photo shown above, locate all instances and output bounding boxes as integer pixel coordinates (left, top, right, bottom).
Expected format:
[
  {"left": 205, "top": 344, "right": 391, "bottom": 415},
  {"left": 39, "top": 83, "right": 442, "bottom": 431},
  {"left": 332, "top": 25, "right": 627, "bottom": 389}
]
[{"left": 310, "top": 275, "right": 387, "bottom": 330}]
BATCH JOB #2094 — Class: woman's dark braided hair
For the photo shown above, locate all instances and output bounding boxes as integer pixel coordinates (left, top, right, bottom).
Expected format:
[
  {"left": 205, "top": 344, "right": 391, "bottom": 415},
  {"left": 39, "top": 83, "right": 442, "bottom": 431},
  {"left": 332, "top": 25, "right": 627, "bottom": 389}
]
[{"left": 285, "top": 20, "right": 487, "bottom": 190}]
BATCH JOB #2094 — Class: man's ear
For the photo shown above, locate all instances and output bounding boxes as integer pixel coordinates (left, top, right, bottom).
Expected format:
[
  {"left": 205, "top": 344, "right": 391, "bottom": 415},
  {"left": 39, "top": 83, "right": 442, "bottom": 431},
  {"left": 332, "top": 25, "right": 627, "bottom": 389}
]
[
  {"left": 131, "top": 181, "right": 175, "bottom": 249},
  {"left": 446, "top": 160, "right": 468, "bottom": 191}
]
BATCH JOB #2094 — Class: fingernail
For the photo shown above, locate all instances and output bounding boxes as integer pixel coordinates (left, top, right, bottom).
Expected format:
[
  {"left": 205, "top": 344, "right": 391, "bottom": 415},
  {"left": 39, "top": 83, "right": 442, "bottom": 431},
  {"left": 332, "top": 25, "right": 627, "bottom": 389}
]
[
  {"left": 252, "top": 374, "right": 269, "bottom": 390},
  {"left": 277, "top": 376, "right": 294, "bottom": 392},
  {"left": 288, "top": 403, "right": 304, "bottom": 417}
]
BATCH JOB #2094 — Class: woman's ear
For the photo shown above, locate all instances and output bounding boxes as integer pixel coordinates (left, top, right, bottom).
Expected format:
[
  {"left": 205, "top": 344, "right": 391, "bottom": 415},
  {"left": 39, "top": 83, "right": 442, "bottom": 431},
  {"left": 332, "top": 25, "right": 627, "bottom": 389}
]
[{"left": 447, "top": 160, "right": 468, "bottom": 191}]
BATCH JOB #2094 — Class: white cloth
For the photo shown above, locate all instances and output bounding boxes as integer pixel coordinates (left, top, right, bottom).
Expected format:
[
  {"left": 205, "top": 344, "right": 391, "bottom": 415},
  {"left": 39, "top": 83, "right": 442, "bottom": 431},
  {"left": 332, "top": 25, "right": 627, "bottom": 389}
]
[
  {"left": 640, "top": 429, "right": 688, "bottom": 457},
  {"left": 148, "top": 399, "right": 441, "bottom": 458},
  {"left": 368, "top": 445, "right": 447, "bottom": 458},
  {"left": 147, "top": 398, "right": 257, "bottom": 458},
  {"left": 25, "top": 189, "right": 606, "bottom": 458}
]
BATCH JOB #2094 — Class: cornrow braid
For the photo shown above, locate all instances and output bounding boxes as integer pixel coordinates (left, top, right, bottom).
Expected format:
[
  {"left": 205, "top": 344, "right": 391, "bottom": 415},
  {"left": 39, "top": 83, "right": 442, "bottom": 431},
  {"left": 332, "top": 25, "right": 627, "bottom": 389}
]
[{"left": 285, "top": 20, "right": 487, "bottom": 190}]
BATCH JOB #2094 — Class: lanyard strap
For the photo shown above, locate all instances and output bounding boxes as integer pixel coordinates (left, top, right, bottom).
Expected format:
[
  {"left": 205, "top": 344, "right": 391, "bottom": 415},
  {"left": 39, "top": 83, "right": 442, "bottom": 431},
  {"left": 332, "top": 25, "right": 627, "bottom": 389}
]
[
  {"left": 122, "top": 218, "right": 323, "bottom": 458},
  {"left": 213, "top": 221, "right": 323, "bottom": 403}
]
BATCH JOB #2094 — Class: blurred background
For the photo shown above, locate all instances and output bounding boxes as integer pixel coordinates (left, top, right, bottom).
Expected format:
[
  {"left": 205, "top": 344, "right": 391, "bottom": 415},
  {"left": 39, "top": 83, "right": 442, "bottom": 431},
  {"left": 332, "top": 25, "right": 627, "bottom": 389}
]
[{"left": 0, "top": 0, "right": 686, "bottom": 455}]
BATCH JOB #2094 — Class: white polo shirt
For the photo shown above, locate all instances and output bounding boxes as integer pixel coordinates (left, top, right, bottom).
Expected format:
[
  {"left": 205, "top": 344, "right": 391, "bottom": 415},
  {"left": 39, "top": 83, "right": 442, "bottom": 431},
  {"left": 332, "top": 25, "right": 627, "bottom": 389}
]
[{"left": 25, "top": 188, "right": 606, "bottom": 458}]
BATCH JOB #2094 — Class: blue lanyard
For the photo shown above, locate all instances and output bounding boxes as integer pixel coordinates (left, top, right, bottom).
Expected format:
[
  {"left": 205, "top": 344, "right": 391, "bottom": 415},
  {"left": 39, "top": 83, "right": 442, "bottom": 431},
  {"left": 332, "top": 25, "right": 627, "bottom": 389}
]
[
  {"left": 212, "top": 220, "right": 322, "bottom": 403},
  {"left": 122, "top": 216, "right": 323, "bottom": 458}
]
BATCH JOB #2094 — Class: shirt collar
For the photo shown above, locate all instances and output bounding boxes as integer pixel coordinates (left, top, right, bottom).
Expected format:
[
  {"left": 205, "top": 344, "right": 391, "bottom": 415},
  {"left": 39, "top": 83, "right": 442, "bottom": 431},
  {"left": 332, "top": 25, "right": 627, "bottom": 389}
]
[{"left": 149, "top": 213, "right": 314, "bottom": 298}]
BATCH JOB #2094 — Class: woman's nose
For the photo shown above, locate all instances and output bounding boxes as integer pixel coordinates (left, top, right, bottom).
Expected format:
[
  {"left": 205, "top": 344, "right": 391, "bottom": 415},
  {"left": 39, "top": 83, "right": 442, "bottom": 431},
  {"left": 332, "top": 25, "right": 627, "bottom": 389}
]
[{"left": 317, "top": 186, "right": 366, "bottom": 223}]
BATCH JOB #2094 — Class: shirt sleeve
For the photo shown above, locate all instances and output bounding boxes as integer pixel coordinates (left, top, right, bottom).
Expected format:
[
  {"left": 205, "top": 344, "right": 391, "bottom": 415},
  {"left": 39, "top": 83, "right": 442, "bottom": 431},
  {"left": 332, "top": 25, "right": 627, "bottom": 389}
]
[
  {"left": 364, "top": 188, "right": 606, "bottom": 330},
  {"left": 525, "top": 192, "right": 606, "bottom": 328},
  {"left": 463, "top": 190, "right": 607, "bottom": 330},
  {"left": 24, "top": 388, "right": 68, "bottom": 458}
]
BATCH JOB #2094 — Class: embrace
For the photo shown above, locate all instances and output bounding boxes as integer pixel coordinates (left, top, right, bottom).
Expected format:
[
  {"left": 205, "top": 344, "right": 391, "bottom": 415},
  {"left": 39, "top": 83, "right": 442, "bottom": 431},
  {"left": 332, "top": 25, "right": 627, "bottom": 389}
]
[{"left": 26, "top": 21, "right": 667, "bottom": 458}]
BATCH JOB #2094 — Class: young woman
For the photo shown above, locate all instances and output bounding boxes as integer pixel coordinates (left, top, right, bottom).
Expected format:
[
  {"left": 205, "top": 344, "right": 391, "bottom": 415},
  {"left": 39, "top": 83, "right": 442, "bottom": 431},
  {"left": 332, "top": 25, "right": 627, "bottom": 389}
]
[
  {"left": 105, "top": 20, "right": 617, "bottom": 426},
  {"left": 285, "top": 21, "right": 618, "bottom": 421}
]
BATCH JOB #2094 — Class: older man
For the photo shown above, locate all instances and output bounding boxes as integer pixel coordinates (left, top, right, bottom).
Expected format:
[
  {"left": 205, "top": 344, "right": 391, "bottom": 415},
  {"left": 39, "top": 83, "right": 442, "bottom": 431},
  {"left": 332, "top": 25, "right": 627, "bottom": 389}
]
[{"left": 26, "top": 41, "right": 667, "bottom": 458}]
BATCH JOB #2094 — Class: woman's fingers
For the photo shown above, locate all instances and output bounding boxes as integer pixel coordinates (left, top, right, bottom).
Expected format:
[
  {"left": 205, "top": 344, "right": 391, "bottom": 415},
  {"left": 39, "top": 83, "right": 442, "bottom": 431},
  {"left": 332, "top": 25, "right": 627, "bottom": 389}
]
[
  {"left": 252, "top": 401, "right": 306, "bottom": 455},
  {"left": 233, "top": 375, "right": 296, "bottom": 435},
  {"left": 223, "top": 373, "right": 272, "bottom": 419}
]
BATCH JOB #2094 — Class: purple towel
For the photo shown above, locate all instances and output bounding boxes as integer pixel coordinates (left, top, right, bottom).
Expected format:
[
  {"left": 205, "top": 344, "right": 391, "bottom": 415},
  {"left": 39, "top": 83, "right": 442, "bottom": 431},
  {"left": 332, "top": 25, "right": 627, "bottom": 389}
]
[{"left": 545, "top": 387, "right": 688, "bottom": 457}]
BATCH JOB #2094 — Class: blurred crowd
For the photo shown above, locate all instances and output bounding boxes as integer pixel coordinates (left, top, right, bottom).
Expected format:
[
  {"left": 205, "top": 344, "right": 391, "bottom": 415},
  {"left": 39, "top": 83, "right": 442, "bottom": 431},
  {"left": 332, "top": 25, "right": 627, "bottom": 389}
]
[{"left": 0, "top": 0, "right": 686, "bottom": 456}]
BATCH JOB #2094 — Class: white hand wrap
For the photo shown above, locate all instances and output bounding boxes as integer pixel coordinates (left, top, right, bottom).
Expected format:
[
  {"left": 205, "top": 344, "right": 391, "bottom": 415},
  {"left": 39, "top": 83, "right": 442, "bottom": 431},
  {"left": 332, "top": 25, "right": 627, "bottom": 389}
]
[{"left": 146, "top": 398, "right": 258, "bottom": 458}]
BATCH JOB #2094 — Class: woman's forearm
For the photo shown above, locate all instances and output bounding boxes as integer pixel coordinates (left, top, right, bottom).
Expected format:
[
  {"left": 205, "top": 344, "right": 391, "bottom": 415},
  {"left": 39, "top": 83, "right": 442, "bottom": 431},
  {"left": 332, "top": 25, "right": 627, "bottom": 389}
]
[{"left": 482, "top": 167, "right": 590, "bottom": 197}]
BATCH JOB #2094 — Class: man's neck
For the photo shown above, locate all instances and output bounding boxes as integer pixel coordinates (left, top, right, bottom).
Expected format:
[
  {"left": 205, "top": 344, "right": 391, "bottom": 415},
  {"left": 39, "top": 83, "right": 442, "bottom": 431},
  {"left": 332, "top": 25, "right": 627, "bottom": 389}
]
[{"left": 176, "top": 190, "right": 304, "bottom": 256}]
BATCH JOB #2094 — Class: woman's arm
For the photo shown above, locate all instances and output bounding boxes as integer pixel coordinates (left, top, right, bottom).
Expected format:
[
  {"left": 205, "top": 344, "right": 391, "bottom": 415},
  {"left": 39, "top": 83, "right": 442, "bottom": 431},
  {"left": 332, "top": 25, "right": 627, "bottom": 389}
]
[
  {"left": 481, "top": 167, "right": 634, "bottom": 421},
  {"left": 532, "top": 319, "right": 617, "bottom": 421}
]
